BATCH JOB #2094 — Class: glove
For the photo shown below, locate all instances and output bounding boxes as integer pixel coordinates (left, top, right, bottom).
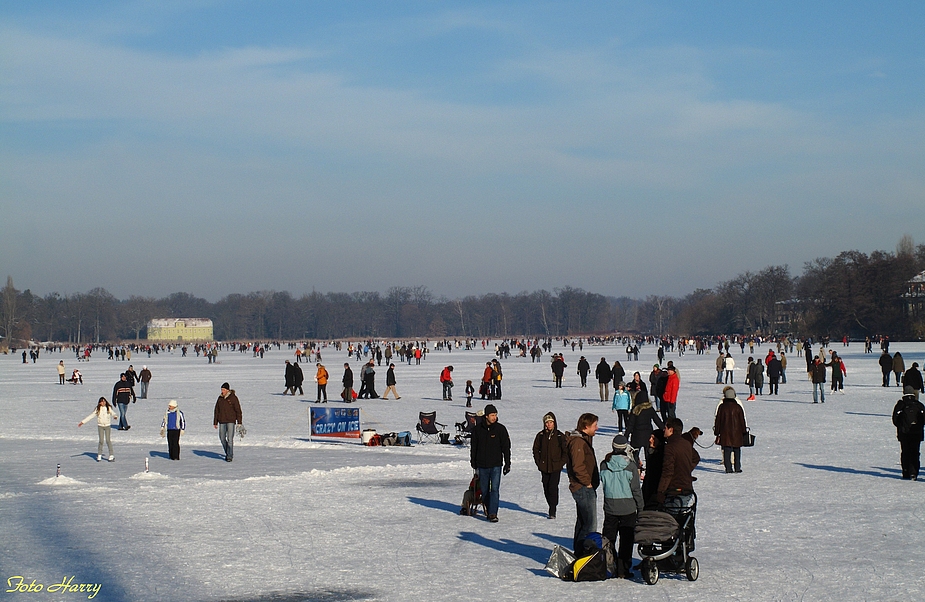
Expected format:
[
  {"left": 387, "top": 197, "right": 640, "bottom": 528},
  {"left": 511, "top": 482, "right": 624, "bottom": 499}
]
[{"left": 503, "top": 465, "right": 511, "bottom": 475}]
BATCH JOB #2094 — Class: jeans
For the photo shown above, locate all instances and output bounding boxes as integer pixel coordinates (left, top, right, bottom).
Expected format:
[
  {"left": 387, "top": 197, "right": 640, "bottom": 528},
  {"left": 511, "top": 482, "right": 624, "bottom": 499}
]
[
  {"left": 140, "top": 381, "right": 148, "bottom": 399},
  {"left": 117, "top": 403, "right": 129, "bottom": 429},
  {"left": 813, "top": 382, "right": 826, "bottom": 403},
  {"left": 722, "top": 446, "right": 742, "bottom": 472},
  {"left": 478, "top": 466, "right": 502, "bottom": 517},
  {"left": 443, "top": 381, "right": 453, "bottom": 399},
  {"left": 725, "top": 370, "right": 734, "bottom": 384},
  {"left": 572, "top": 486, "right": 598, "bottom": 554},
  {"left": 716, "top": 369, "right": 723, "bottom": 384},
  {"left": 218, "top": 422, "right": 235, "bottom": 459},
  {"left": 97, "top": 426, "right": 113, "bottom": 456}
]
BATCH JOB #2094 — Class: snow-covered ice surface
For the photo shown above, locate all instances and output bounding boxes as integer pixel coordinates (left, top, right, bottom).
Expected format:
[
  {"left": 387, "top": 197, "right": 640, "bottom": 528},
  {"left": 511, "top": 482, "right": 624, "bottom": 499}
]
[{"left": 2, "top": 342, "right": 924, "bottom": 601}]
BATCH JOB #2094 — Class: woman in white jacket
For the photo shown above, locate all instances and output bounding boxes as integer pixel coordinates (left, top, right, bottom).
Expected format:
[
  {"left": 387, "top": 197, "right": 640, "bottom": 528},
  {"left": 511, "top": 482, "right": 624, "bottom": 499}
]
[{"left": 78, "top": 397, "right": 118, "bottom": 462}]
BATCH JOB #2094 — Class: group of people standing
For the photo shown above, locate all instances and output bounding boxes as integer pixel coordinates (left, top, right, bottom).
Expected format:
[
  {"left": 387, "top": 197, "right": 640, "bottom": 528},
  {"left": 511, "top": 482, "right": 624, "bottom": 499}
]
[{"left": 530, "top": 411, "right": 700, "bottom": 578}]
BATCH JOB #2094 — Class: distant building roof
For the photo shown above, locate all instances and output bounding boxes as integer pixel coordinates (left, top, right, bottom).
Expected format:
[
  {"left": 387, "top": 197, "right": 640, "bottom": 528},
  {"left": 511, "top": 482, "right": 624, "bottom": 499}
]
[
  {"left": 910, "top": 270, "right": 925, "bottom": 284},
  {"left": 148, "top": 318, "right": 213, "bottom": 328}
]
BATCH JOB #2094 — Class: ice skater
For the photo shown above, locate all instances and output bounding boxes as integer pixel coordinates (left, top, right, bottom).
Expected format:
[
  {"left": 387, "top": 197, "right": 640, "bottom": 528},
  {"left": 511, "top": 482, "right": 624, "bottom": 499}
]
[{"left": 78, "top": 397, "right": 117, "bottom": 462}]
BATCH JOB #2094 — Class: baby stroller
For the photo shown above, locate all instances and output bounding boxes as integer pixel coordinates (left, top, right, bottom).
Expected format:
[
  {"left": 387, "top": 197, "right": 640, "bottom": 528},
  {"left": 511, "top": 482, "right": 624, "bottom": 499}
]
[{"left": 634, "top": 492, "right": 698, "bottom": 584}]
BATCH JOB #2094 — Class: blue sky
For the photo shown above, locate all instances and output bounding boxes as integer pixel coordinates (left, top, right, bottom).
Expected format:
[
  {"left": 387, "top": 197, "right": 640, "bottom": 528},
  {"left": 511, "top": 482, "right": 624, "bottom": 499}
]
[{"left": 2, "top": 1, "right": 924, "bottom": 301}]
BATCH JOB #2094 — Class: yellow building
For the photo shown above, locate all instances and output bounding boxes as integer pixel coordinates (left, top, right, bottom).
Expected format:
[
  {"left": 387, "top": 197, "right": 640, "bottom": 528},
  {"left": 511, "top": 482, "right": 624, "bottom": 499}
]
[{"left": 147, "top": 318, "right": 214, "bottom": 342}]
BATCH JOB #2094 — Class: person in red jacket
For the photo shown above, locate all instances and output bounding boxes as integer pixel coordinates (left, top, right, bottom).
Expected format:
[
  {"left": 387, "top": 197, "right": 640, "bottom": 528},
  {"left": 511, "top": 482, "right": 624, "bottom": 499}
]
[
  {"left": 661, "top": 366, "right": 680, "bottom": 421},
  {"left": 440, "top": 365, "right": 454, "bottom": 400}
]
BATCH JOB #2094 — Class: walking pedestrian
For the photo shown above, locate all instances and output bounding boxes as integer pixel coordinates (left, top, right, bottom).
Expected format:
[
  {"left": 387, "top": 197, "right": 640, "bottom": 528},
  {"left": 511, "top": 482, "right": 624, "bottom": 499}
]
[
  {"left": 532, "top": 412, "right": 567, "bottom": 519},
  {"left": 381, "top": 364, "right": 401, "bottom": 399},
  {"left": 213, "top": 382, "right": 243, "bottom": 462},
  {"left": 893, "top": 386, "right": 925, "bottom": 480}
]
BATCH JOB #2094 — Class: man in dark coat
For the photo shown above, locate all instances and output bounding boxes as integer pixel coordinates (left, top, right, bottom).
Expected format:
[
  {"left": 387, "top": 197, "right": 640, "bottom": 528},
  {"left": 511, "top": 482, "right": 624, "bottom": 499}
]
[
  {"left": 532, "top": 411, "right": 568, "bottom": 519},
  {"left": 470, "top": 404, "right": 511, "bottom": 523},
  {"left": 714, "top": 387, "right": 747, "bottom": 473},
  {"left": 657, "top": 417, "right": 700, "bottom": 503},
  {"left": 342, "top": 363, "right": 354, "bottom": 402},
  {"left": 577, "top": 356, "right": 590, "bottom": 387},
  {"left": 111, "top": 373, "right": 135, "bottom": 430},
  {"left": 213, "top": 382, "right": 243, "bottom": 462},
  {"left": 292, "top": 361, "right": 304, "bottom": 396},
  {"left": 284, "top": 360, "right": 296, "bottom": 395},
  {"left": 879, "top": 350, "right": 894, "bottom": 386},
  {"left": 566, "top": 413, "right": 600, "bottom": 553},
  {"left": 596, "top": 358, "right": 612, "bottom": 402},
  {"left": 903, "top": 362, "right": 924, "bottom": 400},
  {"left": 767, "top": 354, "right": 783, "bottom": 395},
  {"left": 893, "top": 386, "right": 925, "bottom": 480}
]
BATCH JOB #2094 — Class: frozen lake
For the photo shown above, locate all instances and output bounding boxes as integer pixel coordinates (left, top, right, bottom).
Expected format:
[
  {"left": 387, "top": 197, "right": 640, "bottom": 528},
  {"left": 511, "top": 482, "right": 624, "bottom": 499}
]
[{"left": 1, "top": 340, "right": 923, "bottom": 601}]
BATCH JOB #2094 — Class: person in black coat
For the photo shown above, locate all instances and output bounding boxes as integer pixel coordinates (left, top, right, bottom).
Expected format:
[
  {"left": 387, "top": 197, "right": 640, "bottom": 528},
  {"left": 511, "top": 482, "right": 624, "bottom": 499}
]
[
  {"left": 577, "top": 356, "right": 591, "bottom": 387},
  {"left": 879, "top": 350, "right": 895, "bottom": 386},
  {"left": 532, "top": 411, "right": 568, "bottom": 518},
  {"left": 767, "top": 355, "right": 783, "bottom": 395},
  {"left": 551, "top": 355, "right": 567, "bottom": 388},
  {"left": 470, "top": 404, "right": 511, "bottom": 523},
  {"left": 624, "top": 388, "right": 663, "bottom": 467},
  {"left": 596, "top": 358, "right": 612, "bottom": 402},
  {"left": 284, "top": 360, "right": 296, "bottom": 395},
  {"left": 903, "top": 363, "right": 924, "bottom": 400},
  {"left": 893, "top": 386, "right": 925, "bottom": 480},
  {"left": 292, "top": 362, "right": 304, "bottom": 395},
  {"left": 640, "top": 429, "right": 666, "bottom": 510},
  {"left": 341, "top": 363, "right": 354, "bottom": 402}
]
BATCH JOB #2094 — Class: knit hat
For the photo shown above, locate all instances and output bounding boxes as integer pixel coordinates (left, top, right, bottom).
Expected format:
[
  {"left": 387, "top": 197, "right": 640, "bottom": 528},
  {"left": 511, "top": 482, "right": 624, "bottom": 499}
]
[
  {"left": 543, "top": 413, "right": 555, "bottom": 424},
  {"left": 484, "top": 404, "right": 498, "bottom": 415},
  {"left": 905, "top": 385, "right": 917, "bottom": 395},
  {"left": 612, "top": 434, "right": 629, "bottom": 453},
  {"left": 221, "top": 382, "right": 230, "bottom": 390},
  {"left": 168, "top": 400, "right": 178, "bottom": 408},
  {"left": 723, "top": 386, "right": 737, "bottom": 399}
]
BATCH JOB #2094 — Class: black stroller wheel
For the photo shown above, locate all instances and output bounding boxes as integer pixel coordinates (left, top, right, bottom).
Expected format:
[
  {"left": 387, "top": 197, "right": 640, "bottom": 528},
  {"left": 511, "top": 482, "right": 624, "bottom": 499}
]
[
  {"left": 685, "top": 556, "right": 699, "bottom": 581},
  {"left": 642, "top": 558, "right": 659, "bottom": 585}
]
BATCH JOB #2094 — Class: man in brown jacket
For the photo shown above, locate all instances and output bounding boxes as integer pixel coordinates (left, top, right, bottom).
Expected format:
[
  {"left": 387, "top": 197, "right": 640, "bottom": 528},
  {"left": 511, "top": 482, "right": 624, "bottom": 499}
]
[
  {"left": 657, "top": 417, "right": 699, "bottom": 503},
  {"left": 566, "top": 412, "right": 600, "bottom": 554},
  {"left": 214, "top": 382, "right": 243, "bottom": 462}
]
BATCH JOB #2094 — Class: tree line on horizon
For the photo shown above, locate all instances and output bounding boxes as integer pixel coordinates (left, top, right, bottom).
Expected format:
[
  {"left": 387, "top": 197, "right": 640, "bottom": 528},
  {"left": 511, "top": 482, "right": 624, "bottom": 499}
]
[{"left": 3, "top": 241, "right": 925, "bottom": 344}]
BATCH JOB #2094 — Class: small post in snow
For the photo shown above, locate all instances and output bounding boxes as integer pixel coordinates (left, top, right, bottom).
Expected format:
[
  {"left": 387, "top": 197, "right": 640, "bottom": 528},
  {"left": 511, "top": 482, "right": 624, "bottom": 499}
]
[
  {"left": 56, "top": 463, "right": 61, "bottom": 478},
  {"left": 145, "top": 458, "right": 149, "bottom": 473}
]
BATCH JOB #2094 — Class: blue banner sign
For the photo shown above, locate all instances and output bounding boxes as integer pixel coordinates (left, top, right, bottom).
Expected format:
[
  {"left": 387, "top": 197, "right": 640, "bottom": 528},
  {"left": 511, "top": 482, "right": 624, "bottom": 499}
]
[{"left": 311, "top": 407, "right": 361, "bottom": 438}]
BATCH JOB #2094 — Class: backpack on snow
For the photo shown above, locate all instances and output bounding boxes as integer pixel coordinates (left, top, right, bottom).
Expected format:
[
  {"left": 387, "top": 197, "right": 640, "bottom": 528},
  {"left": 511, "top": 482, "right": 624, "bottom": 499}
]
[{"left": 561, "top": 534, "right": 610, "bottom": 582}]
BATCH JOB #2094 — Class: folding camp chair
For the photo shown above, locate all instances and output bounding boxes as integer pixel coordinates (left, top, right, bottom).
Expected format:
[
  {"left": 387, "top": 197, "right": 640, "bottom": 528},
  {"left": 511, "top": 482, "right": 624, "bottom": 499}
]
[
  {"left": 454, "top": 411, "right": 479, "bottom": 445},
  {"left": 415, "top": 411, "right": 446, "bottom": 444}
]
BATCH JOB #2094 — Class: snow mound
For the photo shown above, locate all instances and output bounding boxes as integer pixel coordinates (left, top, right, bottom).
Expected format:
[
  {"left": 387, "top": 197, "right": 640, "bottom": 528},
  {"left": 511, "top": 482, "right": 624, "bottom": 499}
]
[
  {"left": 37, "top": 475, "right": 85, "bottom": 486},
  {"left": 130, "top": 471, "right": 168, "bottom": 480}
]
